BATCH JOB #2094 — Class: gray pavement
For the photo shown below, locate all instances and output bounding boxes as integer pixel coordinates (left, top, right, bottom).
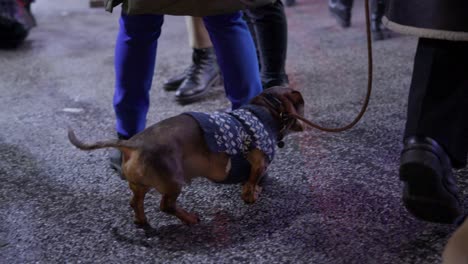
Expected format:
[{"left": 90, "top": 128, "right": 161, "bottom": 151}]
[{"left": 1, "top": 0, "right": 467, "bottom": 263}]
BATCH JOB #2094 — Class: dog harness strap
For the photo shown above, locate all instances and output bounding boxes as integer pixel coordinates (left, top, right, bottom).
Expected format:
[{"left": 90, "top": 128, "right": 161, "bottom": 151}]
[{"left": 258, "top": 94, "right": 292, "bottom": 146}]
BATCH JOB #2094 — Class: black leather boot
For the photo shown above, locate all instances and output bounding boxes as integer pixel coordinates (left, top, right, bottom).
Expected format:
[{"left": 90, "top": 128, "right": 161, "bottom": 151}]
[
  {"left": 162, "top": 71, "right": 186, "bottom": 91},
  {"left": 109, "top": 133, "right": 129, "bottom": 180},
  {"left": 399, "top": 136, "right": 464, "bottom": 224},
  {"left": 244, "top": 0, "right": 289, "bottom": 89},
  {"left": 328, "top": 0, "right": 353, "bottom": 28},
  {"left": 175, "top": 47, "right": 221, "bottom": 104},
  {"left": 370, "top": 0, "right": 391, "bottom": 41}
]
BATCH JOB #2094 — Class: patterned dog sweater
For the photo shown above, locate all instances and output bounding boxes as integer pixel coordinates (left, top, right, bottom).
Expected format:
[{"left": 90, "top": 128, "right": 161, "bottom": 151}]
[{"left": 184, "top": 105, "right": 279, "bottom": 184}]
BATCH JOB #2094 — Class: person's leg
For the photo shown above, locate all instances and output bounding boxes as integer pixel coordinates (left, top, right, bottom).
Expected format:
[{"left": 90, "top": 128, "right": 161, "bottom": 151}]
[
  {"left": 163, "top": 17, "right": 199, "bottom": 92},
  {"left": 203, "top": 12, "right": 262, "bottom": 109},
  {"left": 163, "top": 17, "right": 217, "bottom": 92},
  {"left": 404, "top": 38, "right": 468, "bottom": 168},
  {"left": 328, "top": 0, "right": 354, "bottom": 28},
  {"left": 244, "top": 0, "right": 289, "bottom": 89},
  {"left": 113, "top": 13, "right": 164, "bottom": 138},
  {"left": 187, "top": 17, "right": 212, "bottom": 49},
  {"left": 400, "top": 38, "right": 468, "bottom": 223},
  {"left": 174, "top": 17, "right": 221, "bottom": 104},
  {"left": 370, "top": 0, "right": 391, "bottom": 40},
  {"left": 111, "top": 13, "right": 163, "bottom": 175}
]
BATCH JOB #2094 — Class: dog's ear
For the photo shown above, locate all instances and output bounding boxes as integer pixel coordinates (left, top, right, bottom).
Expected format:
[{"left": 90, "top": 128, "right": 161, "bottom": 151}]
[
  {"left": 283, "top": 90, "right": 305, "bottom": 132},
  {"left": 278, "top": 89, "right": 304, "bottom": 117},
  {"left": 285, "top": 90, "right": 305, "bottom": 116},
  {"left": 291, "top": 90, "right": 304, "bottom": 105}
]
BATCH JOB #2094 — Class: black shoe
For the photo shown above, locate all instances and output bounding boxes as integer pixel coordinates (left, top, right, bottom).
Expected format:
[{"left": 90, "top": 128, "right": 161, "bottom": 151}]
[
  {"left": 328, "top": 0, "right": 352, "bottom": 28},
  {"left": 109, "top": 133, "right": 129, "bottom": 180},
  {"left": 400, "top": 136, "right": 464, "bottom": 224},
  {"left": 175, "top": 47, "right": 221, "bottom": 104},
  {"left": 162, "top": 71, "right": 186, "bottom": 91}
]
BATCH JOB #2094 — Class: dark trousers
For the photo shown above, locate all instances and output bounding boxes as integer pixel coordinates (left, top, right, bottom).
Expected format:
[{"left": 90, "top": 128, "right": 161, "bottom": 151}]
[
  {"left": 404, "top": 38, "right": 468, "bottom": 168},
  {"left": 244, "top": 0, "right": 289, "bottom": 88},
  {"left": 114, "top": 12, "right": 262, "bottom": 137}
]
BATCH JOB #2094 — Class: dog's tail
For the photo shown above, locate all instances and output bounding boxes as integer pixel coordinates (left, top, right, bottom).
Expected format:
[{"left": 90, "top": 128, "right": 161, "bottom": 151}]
[{"left": 68, "top": 129, "right": 138, "bottom": 152}]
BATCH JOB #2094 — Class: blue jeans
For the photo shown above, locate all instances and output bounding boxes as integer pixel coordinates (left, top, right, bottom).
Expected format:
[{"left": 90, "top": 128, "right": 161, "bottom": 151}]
[{"left": 113, "top": 12, "right": 262, "bottom": 138}]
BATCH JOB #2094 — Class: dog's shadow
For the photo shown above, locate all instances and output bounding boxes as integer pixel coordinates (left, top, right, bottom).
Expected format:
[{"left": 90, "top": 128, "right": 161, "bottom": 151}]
[
  {"left": 110, "top": 167, "right": 468, "bottom": 259},
  {"left": 110, "top": 175, "right": 319, "bottom": 253}
]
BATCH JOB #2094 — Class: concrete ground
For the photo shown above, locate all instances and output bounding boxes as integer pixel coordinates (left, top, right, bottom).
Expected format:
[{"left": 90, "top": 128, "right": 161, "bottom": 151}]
[{"left": 1, "top": 0, "right": 467, "bottom": 263}]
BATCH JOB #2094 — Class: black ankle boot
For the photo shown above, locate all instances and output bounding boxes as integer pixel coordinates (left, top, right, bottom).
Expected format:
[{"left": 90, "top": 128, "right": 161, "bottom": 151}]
[
  {"left": 370, "top": 0, "right": 391, "bottom": 41},
  {"left": 109, "top": 133, "right": 129, "bottom": 180},
  {"left": 328, "top": 0, "right": 353, "bottom": 28},
  {"left": 175, "top": 47, "right": 221, "bottom": 104},
  {"left": 162, "top": 71, "right": 186, "bottom": 91},
  {"left": 400, "top": 136, "right": 464, "bottom": 224}
]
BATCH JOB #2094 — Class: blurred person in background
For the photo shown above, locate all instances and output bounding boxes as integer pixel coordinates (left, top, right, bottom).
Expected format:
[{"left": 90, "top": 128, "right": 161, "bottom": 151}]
[
  {"left": 0, "top": 0, "right": 36, "bottom": 49},
  {"left": 328, "top": 0, "right": 390, "bottom": 40}
]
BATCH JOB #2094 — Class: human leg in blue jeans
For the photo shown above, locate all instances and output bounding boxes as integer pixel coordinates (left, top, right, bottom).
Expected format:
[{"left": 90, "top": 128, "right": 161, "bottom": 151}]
[
  {"left": 111, "top": 12, "right": 262, "bottom": 171},
  {"left": 113, "top": 13, "right": 164, "bottom": 139},
  {"left": 203, "top": 12, "right": 262, "bottom": 109}
]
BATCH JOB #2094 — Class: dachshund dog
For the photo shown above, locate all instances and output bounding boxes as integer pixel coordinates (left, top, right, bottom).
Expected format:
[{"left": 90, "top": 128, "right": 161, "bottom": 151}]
[{"left": 68, "top": 87, "right": 305, "bottom": 227}]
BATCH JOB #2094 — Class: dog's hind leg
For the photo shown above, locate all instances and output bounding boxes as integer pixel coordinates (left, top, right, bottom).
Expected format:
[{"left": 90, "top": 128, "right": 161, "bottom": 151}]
[
  {"left": 160, "top": 184, "right": 200, "bottom": 225},
  {"left": 242, "top": 149, "right": 267, "bottom": 204},
  {"left": 129, "top": 182, "right": 150, "bottom": 228}
]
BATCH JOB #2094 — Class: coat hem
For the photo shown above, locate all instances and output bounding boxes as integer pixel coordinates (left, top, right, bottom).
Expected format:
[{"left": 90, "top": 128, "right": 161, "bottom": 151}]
[{"left": 383, "top": 17, "right": 468, "bottom": 42}]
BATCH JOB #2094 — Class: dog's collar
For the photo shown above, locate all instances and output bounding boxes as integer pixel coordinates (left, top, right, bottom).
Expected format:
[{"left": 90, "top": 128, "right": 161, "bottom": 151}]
[{"left": 261, "top": 93, "right": 296, "bottom": 148}]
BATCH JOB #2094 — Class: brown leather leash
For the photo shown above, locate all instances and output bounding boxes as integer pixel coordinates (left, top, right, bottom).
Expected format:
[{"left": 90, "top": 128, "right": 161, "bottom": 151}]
[{"left": 292, "top": 0, "right": 373, "bottom": 133}]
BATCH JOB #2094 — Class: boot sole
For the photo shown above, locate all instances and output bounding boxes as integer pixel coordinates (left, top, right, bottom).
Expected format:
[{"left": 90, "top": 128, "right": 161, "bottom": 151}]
[
  {"left": 175, "top": 74, "right": 221, "bottom": 104},
  {"left": 400, "top": 149, "right": 463, "bottom": 224},
  {"left": 162, "top": 79, "right": 184, "bottom": 91}
]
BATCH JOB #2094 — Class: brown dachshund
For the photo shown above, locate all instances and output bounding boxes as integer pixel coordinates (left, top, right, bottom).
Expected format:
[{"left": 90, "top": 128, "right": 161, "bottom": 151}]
[{"left": 68, "top": 87, "right": 305, "bottom": 228}]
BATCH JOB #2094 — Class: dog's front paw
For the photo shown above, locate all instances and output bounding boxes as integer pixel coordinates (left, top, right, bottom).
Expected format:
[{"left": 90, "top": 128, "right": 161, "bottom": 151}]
[
  {"left": 134, "top": 219, "right": 151, "bottom": 229},
  {"left": 242, "top": 184, "right": 262, "bottom": 204}
]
